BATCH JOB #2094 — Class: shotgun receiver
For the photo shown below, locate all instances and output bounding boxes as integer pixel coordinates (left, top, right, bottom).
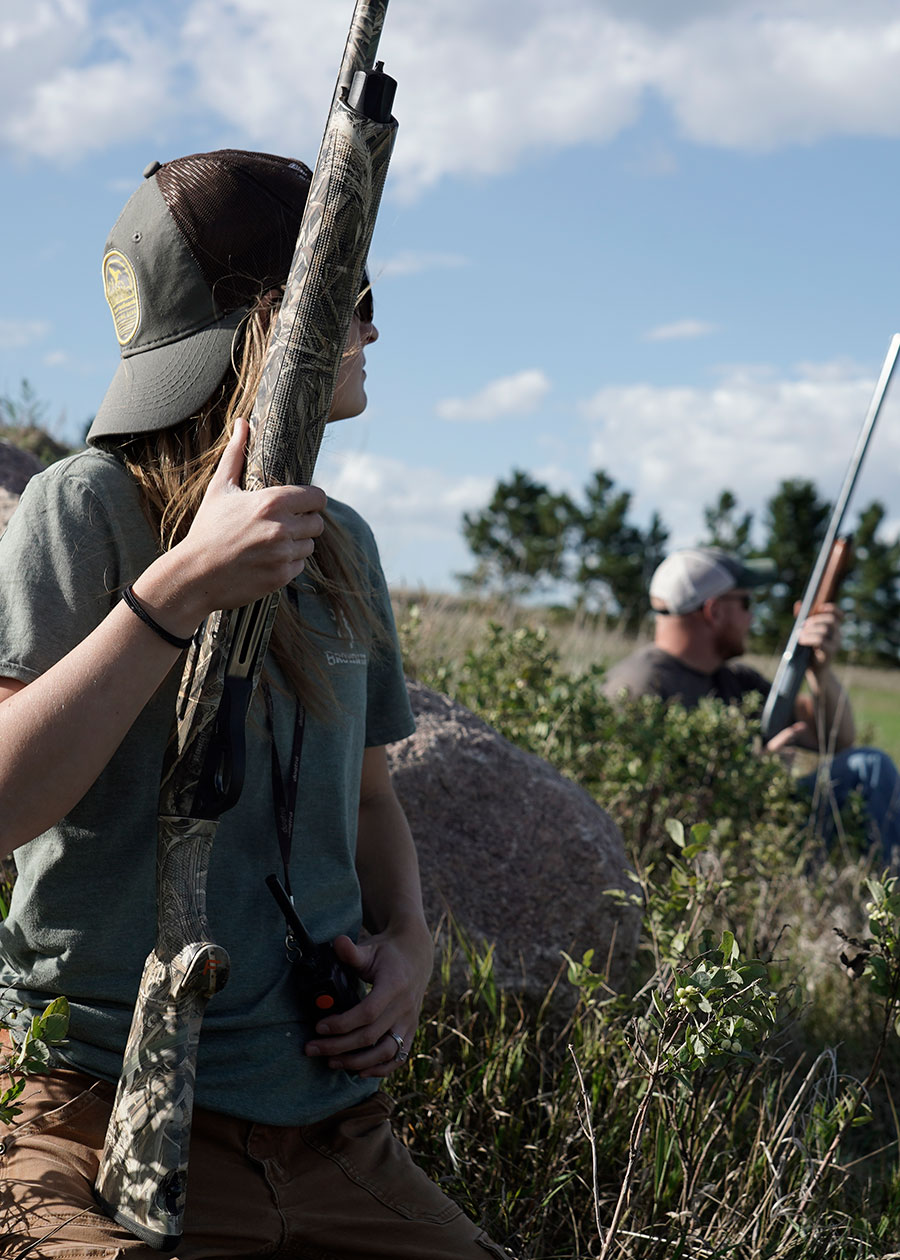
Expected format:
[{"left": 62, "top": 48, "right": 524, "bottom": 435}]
[
  {"left": 760, "top": 335, "right": 900, "bottom": 742},
  {"left": 94, "top": 2, "right": 397, "bottom": 1248}
]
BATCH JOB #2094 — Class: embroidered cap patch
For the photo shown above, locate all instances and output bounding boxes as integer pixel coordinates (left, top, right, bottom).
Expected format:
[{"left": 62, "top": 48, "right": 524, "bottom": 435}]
[{"left": 102, "top": 249, "right": 141, "bottom": 345}]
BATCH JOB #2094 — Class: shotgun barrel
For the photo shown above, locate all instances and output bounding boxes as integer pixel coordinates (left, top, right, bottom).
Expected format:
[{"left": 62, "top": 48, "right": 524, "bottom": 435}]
[{"left": 760, "top": 335, "right": 900, "bottom": 743}]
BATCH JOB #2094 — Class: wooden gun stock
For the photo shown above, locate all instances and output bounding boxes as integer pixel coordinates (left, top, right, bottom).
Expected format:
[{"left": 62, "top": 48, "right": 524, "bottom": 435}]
[{"left": 810, "top": 536, "right": 853, "bottom": 615}]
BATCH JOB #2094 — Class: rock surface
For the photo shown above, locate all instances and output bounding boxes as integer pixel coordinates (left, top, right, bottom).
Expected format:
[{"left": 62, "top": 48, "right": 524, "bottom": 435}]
[
  {"left": 388, "top": 681, "right": 641, "bottom": 999},
  {"left": 0, "top": 441, "right": 43, "bottom": 535}
]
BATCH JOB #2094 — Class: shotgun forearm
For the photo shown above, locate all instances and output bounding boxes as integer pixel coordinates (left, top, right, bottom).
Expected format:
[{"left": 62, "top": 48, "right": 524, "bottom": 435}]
[{"left": 94, "top": 816, "right": 228, "bottom": 1250}]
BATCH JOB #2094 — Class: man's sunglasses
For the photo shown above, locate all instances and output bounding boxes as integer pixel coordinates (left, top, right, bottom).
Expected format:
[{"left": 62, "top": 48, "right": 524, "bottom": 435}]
[{"left": 717, "top": 592, "right": 752, "bottom": 610}]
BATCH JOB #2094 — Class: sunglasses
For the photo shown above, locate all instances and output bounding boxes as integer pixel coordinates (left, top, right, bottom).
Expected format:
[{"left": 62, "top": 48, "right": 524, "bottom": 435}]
[
  {"left": 717, "top": 592, "right": 752, "bottom": 610},
  {"left": 355, "top": 268, "right": 374, "bottom": 324}
]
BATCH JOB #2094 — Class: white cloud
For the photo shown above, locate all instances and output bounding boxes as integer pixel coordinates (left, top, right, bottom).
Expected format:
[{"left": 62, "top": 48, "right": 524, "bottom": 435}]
[
  {"left": 645, "top": 319, "right": 717, "bottom": 342},
  {"left": 3, "top": 1, "right": 85, "bottom": 38},
  {"left": 0, "top": 1, "right": 89, "bottom": 62},
  {"left": 0, "top": 6, "right": 179, "bottom": 159},
  {"left": 651, "top": 9, "right": 900, "bottom": 151},
  {"left": 321, "top": 449, "right": 491, "bottom": 526},
  {"left": 0, "top": 320, "right": 50, "bottom": 349},
  {"left": 376, "top": 1, "right": 649, "bottom": 197},
  {"left": 180, "top": 2, "right": 342, "bottom": 151},
  {"left": 374, "top": 251, "right": 469, "bottom": 279},
  {"left": 7, "top": 2, "right": 900, "bottom": 188},
  {"left": 579, "top": 356, "right": 900, "bottom": 549},
  {"left": 437, "top": 369, "right": 551, "bottom": 422},
  {"left": 315, "top": 447, "right": 493, "bottom": 588}
]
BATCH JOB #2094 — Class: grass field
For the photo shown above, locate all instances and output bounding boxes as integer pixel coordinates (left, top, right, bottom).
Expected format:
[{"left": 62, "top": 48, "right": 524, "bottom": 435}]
[{"left": 840, "top": 669, "right": 900, "bottom": 763}]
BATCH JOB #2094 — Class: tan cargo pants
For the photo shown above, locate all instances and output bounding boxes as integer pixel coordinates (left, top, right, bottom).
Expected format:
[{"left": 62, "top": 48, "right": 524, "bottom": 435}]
[{"left": 1, "top": 1067, "right": 513, "bottom": 1259}]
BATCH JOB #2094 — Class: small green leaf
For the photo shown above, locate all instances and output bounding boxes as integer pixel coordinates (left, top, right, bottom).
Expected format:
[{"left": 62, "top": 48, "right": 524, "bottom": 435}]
[
  {"left": 720, "top": 931, "right": 739, "bottom": 965},
  {"left": 738, "top": 962, "right": 769, "bottom": 984},
  {"left": 665, "top": 818, "right": 686, "bottom": 848}
]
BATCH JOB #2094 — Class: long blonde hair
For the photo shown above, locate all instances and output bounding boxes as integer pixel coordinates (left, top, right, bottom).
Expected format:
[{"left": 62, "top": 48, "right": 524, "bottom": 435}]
[{"left": 116, "top": 293, "right": 382, "bottom": 715}]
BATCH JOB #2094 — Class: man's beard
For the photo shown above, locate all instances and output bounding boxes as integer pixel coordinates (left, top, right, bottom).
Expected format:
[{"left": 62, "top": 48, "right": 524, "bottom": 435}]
[{"left": 713, "top": 625, "right": 746, "bottom": 661}]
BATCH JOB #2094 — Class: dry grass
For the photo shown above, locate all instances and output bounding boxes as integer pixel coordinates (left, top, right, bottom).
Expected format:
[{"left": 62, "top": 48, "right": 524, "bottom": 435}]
[{"left": 391, "top": 588, "right": 644, "bottom": 677}]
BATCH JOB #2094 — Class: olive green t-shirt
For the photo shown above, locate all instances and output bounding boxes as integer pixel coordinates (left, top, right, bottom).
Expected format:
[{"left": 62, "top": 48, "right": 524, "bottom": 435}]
[{"left": 0, "top": 449, "right": 414, "bottom": 1125}]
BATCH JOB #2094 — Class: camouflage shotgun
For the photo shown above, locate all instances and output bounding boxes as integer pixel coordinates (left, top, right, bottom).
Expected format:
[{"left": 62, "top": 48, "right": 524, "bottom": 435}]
[
  {"left": 760, "top": 333, "right": 900, "bottom": 743},
  {"left": 93, "top": 2, "right": 397, "bottom": 1248}
]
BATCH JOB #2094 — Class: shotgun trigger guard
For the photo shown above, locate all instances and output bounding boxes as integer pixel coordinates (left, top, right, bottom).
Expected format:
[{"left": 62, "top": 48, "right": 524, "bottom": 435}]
[{"left": 193, "top": 676, "right": 252, "bottom": 818}]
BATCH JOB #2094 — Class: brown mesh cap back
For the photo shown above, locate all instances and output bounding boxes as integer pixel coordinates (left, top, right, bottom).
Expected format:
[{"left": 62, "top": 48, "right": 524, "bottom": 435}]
[
  {"left": 156, "top": 150, "right": 313, "bottom": 314},
  {"left": 88, "top": 149, "right": 315, "bottom": 441}
]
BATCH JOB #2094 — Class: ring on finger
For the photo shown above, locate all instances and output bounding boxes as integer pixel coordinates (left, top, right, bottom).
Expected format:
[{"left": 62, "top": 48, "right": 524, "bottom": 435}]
[{"left": 389, "top": 1030, "right": 409, "bottom": 1062}]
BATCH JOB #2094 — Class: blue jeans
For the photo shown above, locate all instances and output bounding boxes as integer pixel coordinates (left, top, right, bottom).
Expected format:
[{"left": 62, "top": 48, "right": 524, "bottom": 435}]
[{"left": 799, "top": 746, "right": 900, "bottom": 863}]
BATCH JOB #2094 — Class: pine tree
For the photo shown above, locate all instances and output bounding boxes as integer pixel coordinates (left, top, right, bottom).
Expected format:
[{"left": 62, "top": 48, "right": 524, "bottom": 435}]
[
  {"left": 843, "top": 502, "right": 900, "bottom": 664},
  {"left": 460, "top": 469, "right": 574, "bottom": 595},
  {"left": 701, "top": 489, "right": 753, "bottom": 554},
  {"left": 571, "top": 471, "right": 668, "bottom": 631},
  {"left": 754, "top": 479, "right": 830, "bottom": 650}
]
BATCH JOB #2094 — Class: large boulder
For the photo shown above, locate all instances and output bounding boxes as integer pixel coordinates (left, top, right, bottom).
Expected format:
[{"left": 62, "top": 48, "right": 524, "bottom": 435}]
[
  {"left": 0, "top": 440, "right": 43, "bottom": 535},
  {"left": 388, "top": 681, "right": 641, "bottom": 1000}
]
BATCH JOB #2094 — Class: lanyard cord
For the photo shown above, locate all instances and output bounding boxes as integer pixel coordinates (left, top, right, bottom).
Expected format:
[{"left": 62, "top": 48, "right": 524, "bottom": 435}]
[
  {"left": 261, "top": 682, "right": 359, "bottom": 1016},
  {"left": 263, "top": 684, "right": 306, "bottom": 902}
]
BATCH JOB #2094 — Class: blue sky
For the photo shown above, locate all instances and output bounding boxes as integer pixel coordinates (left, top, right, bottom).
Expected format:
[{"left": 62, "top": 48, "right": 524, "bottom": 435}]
[{"left": 3, "top": 0, "right": 900, "bottom": 592}]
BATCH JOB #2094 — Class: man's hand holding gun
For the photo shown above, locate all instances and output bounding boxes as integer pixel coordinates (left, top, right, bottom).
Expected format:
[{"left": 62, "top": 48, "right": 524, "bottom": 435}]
[{"left": 766, "top": 597, "right": 855, "bottom": 757}]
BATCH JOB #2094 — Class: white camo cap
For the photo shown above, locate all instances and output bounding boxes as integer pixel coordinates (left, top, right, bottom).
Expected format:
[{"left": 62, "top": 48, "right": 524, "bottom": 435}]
[{"left": 649, "top": 547, "right": 776, "bottom": 614}]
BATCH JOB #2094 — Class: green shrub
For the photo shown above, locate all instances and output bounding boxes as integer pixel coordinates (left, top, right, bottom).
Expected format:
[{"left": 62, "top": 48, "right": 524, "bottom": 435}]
[
  {"left": 395, "top": 851, "right": 900, "bottom": 1257},
  {"left": 1, "top": 995, "right": 69, "bottom": 1124},
  {"left": 403, "top": 613, "right": 834, "bottom": 861},
  {"left": 397, "top": 610, "right": 900, "bottom": 1256}
]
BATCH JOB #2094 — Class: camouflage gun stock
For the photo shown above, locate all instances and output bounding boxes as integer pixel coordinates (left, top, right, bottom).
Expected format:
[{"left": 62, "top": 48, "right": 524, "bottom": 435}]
[
  {"left": 760, "top": 334, "right": 900, "bottom": 743},
  {"left": 94, "top": 2, "right": 397, "bottom": 1248}
]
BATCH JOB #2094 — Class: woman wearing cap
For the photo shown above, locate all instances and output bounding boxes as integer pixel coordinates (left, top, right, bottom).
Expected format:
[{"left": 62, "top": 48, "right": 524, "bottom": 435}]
[{"left": 0, "top": 152, "right": 511, "bottom": 1258}]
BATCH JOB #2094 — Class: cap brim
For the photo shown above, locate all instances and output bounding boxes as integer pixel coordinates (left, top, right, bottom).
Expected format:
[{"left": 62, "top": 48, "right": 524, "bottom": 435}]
[
  {"left": 87, "top": 309, "right": 245, "bottom": 443},
  {"left": 738, "top": 558, "right": 778, "bottom": 588}
]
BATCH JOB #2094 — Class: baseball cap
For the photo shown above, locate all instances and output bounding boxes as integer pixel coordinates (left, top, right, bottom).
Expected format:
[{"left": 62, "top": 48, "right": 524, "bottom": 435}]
[
  {"left": 649, "top": 547, "right": 776, "bottom": 614},
  {"left": 87, "top": 150, "right": 313, "bottom": 443}
]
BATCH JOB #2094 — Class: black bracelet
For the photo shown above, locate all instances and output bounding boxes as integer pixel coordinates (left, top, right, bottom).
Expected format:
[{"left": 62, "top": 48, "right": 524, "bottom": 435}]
[{"left": 122, "top": 585, "right": 195, "bottom": 650}]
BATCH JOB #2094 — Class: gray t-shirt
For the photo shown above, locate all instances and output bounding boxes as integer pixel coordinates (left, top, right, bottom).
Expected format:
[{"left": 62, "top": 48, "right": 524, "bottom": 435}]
[
  {"left": 0, "top": 448, "right": 414, "bottom": 1125},
  {"left": 602, "top": 644, "right": 771, "bottom": 712}
]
